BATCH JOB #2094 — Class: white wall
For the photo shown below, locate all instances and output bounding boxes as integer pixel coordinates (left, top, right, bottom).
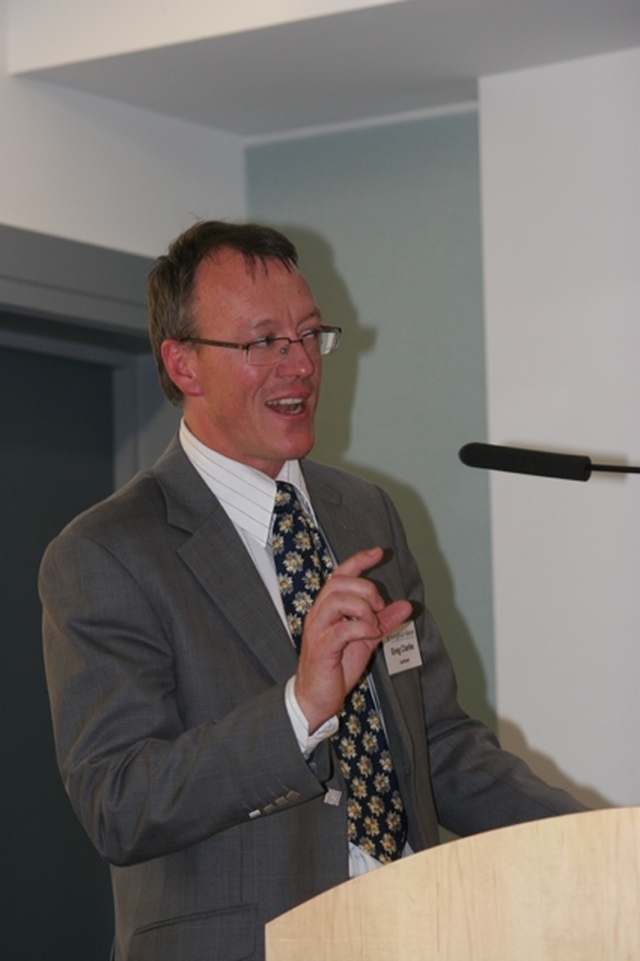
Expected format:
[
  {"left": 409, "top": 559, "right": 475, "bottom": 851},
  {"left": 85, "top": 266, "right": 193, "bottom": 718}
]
[
  {"left": 7, "top": 0, "right": 403, "bottom": 70},
  {"left": 0, "top": 2, "right": 246, "bottom": 256},
  {"left": 480, "top": 48, "right": 640, "bottom": 806}
]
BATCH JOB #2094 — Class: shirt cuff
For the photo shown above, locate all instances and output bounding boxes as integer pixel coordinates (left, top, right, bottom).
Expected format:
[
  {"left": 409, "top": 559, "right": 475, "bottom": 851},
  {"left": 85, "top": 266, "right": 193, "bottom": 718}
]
[{"left": 285, "top": 676, "right": 339, "bottom": 759}]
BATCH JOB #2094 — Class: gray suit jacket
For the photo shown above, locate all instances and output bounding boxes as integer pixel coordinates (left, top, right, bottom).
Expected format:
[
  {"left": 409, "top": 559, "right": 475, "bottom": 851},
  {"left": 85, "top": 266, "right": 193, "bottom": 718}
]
[{"left": 40, "top": 437, "right": 584, "bottom": 961}]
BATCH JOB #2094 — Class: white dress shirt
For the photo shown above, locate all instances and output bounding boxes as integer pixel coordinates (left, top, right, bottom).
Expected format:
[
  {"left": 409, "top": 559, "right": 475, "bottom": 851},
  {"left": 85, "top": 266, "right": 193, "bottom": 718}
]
[{"left": 179, "top": 419, "right": 387, "bottom": 875}]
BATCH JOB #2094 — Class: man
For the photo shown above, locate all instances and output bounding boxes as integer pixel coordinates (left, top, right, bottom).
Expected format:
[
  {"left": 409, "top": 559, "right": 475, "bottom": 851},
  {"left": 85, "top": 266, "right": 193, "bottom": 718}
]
[{"left": 40, "top": 221, "right": 585, "bottom": 961}]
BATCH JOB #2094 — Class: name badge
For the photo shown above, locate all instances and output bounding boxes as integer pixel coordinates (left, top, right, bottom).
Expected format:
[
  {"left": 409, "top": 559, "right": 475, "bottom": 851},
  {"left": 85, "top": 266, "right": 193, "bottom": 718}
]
[{"left": 383, "top": 621, "right": 422, "bottom": 675}]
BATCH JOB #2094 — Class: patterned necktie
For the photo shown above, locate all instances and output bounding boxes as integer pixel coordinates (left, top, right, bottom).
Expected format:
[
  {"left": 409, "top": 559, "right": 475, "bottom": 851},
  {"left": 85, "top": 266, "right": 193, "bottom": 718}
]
[{"left": 272, "top": 481, "right": 408, "bottom": 863}]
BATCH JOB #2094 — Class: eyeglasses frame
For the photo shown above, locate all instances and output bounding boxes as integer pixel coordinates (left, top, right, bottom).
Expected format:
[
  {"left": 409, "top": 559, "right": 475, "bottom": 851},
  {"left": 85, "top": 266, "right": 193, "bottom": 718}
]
[{"left": 177, "top": 324, "right": 342, "bottom": 365}]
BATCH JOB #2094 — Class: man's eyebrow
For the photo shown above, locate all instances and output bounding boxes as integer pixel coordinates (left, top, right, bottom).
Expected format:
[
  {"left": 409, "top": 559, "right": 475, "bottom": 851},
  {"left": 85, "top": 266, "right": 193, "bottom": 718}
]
[
  {"left": 298, "top": 308, "right": 323, "bottom": 325},
  {"left": 247, "top": 308, "right": 323, "bottom": 332}
]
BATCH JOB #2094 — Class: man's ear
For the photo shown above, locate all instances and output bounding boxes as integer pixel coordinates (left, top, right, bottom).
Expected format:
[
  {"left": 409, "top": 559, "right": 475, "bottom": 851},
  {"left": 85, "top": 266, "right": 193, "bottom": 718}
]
[{"left": 160, "top": 339, "right": 204, "bottom": 398}]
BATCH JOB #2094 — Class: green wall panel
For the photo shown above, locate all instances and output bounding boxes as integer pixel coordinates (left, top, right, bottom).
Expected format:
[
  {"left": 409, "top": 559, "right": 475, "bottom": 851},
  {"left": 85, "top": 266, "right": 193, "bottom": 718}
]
[{"left": 247, "top": 112, "right": 495, "bottom": 723}]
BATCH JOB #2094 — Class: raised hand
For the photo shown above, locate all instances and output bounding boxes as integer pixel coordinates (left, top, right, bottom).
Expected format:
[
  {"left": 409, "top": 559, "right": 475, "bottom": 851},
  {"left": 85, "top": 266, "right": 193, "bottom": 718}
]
[{"left": 294, "top": 547, "right": 412, "bottom": 732}]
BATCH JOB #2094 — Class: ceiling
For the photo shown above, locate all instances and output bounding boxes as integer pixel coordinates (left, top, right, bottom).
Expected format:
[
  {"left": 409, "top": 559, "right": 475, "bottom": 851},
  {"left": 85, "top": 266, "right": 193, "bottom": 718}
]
[{"left": 23, "top": 0, "right": 640, "bottom": 138}]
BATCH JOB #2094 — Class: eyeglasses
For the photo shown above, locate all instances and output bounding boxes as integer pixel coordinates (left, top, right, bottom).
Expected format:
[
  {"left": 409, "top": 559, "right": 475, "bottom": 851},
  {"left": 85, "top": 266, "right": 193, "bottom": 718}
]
[{"left": 179, "top": 325, "right": 342, "bottom": 367}]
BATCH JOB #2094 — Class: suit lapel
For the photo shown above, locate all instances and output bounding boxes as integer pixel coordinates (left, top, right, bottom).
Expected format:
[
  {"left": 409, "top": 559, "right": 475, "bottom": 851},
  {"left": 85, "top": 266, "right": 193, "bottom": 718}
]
[
  {"left": 301, "top": 462, "right": 359, "bottom": 564},
  {"left": 154, "top": 438, "right": 297, "bottom": 683}
]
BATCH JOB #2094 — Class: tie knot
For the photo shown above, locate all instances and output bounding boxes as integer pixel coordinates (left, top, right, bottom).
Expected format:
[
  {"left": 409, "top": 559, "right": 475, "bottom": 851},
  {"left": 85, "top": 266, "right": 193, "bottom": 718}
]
[{"left": 274, "top": 481, "right": 300, "bottom": 515}]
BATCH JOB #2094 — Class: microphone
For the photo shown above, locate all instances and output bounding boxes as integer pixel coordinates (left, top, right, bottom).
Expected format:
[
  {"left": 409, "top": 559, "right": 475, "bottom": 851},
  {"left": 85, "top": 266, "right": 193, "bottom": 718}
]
[{"left": 459, "top": 443, "right": 640, "bottom": 482}]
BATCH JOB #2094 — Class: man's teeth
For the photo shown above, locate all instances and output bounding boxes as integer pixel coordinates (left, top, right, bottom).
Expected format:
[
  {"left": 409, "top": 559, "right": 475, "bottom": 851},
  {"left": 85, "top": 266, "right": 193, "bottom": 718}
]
[{"left": 267, "top": 399, "right": 304, "bottom": 414}]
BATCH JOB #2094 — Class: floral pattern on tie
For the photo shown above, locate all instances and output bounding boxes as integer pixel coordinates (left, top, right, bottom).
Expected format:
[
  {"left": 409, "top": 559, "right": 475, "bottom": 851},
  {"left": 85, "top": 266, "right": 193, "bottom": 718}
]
[{"left": 272, "top": 481, "right": 408, "bottom": 863}]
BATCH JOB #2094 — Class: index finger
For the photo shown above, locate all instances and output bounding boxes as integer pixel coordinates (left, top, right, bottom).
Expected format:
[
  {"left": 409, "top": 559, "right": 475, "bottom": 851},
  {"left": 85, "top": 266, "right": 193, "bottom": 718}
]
[{"left": 331, "top": 546, "right": 385, "bottom": 580}]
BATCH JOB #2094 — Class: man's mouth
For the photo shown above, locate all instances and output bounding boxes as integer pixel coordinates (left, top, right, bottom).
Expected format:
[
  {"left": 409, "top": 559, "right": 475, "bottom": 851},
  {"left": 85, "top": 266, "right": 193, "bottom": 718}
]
[{"left": 266, "top": 398, "right": 307, "bottom": 415}]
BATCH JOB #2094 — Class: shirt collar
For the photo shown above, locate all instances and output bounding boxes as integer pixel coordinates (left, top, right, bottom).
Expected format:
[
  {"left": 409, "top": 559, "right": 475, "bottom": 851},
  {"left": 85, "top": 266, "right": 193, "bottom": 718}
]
[{"left": 179, "top": 420, "right": 311, "bottom": 546}]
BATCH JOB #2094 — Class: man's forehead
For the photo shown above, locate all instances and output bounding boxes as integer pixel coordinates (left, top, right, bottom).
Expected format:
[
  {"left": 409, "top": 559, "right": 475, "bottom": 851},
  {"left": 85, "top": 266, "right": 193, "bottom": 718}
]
[
  {"left": 197, "top": 246, "right": 295, "bottom": 282},
  {"left": 191, "top": 248, "right": 317, "bottom": 330}
]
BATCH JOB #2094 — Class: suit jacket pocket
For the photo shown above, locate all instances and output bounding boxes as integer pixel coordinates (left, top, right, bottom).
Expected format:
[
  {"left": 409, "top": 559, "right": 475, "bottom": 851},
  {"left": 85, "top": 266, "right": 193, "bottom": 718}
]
[{"left": 128, "top": 903, "right": 257, "bottom": 961}]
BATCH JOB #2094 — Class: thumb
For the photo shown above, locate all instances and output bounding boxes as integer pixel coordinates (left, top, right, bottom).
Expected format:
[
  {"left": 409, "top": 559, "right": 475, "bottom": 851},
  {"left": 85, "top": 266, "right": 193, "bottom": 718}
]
[{"left": 377, "top": 599, "right": 413, "bottom": 638}]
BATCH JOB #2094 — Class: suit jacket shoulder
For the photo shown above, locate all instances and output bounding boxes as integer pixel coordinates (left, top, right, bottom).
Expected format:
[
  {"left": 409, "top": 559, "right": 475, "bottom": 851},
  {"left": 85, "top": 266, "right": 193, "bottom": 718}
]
[{"left": 52, "top": 436, "right": 216, "bottom": 545}]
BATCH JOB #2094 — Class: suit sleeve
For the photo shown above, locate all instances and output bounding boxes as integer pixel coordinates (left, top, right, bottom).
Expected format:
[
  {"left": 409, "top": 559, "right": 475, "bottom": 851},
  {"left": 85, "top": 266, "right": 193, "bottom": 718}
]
[{"left": 39, "top": 529, "right": 332, "bottom": 867}]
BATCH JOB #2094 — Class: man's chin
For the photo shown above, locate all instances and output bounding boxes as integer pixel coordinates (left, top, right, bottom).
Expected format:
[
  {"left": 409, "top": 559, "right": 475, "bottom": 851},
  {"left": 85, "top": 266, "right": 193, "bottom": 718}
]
[{"left": 284, "top": 442, "right": 314, "bottom": 464}]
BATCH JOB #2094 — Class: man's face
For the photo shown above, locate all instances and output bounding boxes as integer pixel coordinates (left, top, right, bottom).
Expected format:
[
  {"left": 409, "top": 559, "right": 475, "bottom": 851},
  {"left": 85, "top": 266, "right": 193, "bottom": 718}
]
[{"left": 166, "top": 248, "right": 323, "bottom": 478}]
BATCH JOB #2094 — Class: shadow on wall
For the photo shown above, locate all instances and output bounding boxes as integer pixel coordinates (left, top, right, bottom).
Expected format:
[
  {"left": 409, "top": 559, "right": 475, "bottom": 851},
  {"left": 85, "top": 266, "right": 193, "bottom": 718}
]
[
  {"left": 282, "top": 225, "right": 496, "bottom": 731},
  {"left": 498, "top": 720, "right": 612, "bottom": 810},
  {"left": 262, "top": 224, "right": 604, "bottom": 810}
]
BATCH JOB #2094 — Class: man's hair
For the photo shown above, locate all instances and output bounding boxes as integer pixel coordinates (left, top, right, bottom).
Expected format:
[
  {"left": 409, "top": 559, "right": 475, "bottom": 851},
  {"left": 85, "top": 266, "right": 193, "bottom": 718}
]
[{"left": 148, "top": 220, "right": 299, "bottom": 404}]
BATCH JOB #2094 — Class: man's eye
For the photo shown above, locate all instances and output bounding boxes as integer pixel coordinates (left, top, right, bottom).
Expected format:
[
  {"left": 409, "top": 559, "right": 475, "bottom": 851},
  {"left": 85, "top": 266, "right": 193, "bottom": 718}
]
[
  {"left": 301, "top": 329, "right": 321, "bottom": 342},
  {"left": 251, "top": 337, "right": 276, "bottom": 351}
]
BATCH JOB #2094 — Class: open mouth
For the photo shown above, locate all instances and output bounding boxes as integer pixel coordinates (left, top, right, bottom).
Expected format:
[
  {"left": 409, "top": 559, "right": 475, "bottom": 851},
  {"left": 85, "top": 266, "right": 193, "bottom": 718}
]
[{"left": 266, "top": 398, "right": 306, "bottom": 415}]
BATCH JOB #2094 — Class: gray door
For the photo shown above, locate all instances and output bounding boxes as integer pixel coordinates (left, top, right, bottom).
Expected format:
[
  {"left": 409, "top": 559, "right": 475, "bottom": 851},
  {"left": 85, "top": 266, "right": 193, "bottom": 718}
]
[{"left": 2, "top": 344, "right": 115, "bottom": 960}]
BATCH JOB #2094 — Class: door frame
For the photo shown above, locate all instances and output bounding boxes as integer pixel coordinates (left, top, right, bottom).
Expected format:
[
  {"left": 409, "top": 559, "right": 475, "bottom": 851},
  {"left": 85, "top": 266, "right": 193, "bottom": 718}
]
[{"left": 0, "top": 224, "right": 169, "bottom": 487}]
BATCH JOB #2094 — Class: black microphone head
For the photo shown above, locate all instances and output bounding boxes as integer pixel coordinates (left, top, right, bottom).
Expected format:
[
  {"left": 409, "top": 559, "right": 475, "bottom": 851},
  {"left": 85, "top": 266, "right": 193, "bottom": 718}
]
[{"left": 459, "top": 443, "right": 592, "bottom": 481}]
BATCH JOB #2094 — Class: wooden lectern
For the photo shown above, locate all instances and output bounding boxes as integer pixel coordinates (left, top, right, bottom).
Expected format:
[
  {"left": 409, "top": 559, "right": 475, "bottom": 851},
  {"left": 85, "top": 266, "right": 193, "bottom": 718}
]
[{"left": 266, "top": 807, "right": 640, "bottom": 960}]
